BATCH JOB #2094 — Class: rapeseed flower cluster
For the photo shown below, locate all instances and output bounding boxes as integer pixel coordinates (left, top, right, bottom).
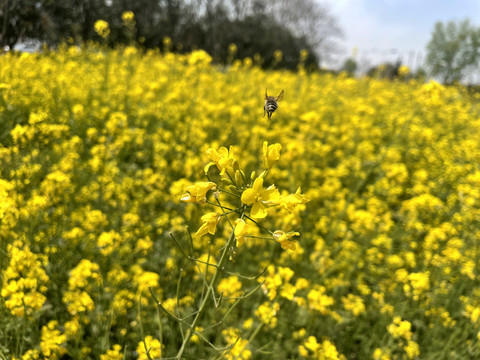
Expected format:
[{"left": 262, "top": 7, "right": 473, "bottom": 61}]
[
  {"left": 1, "top": 240, "right": 49, "bottom": 317},
  {"left": 2, "top": 37, "right": 480, "bottom": 358},
  {"left": 182, "top": 141, "right": 307, "bottom": 251}
]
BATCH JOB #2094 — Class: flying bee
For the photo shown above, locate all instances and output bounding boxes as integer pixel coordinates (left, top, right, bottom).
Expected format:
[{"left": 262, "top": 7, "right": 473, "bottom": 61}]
[{"left": 264, "top": 89, "right": 284, "bottom": 121}]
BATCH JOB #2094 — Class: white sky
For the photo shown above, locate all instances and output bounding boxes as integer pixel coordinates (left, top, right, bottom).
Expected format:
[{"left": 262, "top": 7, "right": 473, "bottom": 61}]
[{"left": 324, "top": 0, "right": 480, "bottom": 74}]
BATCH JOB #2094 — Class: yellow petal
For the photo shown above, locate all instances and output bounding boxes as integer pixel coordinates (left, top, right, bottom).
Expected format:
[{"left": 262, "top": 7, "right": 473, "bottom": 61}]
[
  {"left": 280, "top": 240, "right": 296, "bottom": 251},
  {"left": 204, "top": 162, "right": 215, "bottom": 174},
  {"left": 263, "top": 187, "right": 279, "bottom": 202},
  {"left": 195, "top": 223, "right": 209, "bottom": 238},
  {"left": 207, "top": 222, "right": 217, "bottom": 235},
  {"left": 234, "top": 218, "right": 246, "bottom": 236},
  {"left": 206, "top": 148, "right": 220, "bottom": 161},
  {"left": 252, "top": 177, "right": 264, "bottom": 192},
  {"left": 201, "top": 212, "right": 219, "bottom": 222},
  {"left": 241, "top": 188, "right": 256, "bottom": 205},
  {"left": 251, "top": 202, "right": 268, "bottom": 219},
  {"left": 180, "top": 193, "right": 194, "bottom": 202}
]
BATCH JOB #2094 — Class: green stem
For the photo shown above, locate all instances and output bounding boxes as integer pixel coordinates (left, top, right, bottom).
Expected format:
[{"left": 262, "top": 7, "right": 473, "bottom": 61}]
[
  {"left": 217, "top": 187, "right": 240, "bottom": 198},
  {"left": 175, "top": 226, "right": 238, "bottom": 359},
  {"left": 205, "top": 201, "right": 235, "bottom": 211},
  {"left": 243, "top": 214, "right": 273, "bottom": 235}
]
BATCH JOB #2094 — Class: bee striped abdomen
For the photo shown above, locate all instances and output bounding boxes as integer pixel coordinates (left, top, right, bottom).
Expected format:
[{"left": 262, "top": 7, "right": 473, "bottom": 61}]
[
  {"left": 265, "top": 100, "right": 278, "bottom": 113},
  {"left": 263, "top": 89, "right": 284, "bottom": 121}
]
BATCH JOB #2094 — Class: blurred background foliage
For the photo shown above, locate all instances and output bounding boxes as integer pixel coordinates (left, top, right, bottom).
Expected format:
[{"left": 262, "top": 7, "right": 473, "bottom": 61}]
[
  {"left": 4, "top": 0, "right": 480, "bottom": 82},
  {"left": 0, "top": 0, "right": 343, "bottom": 70}
]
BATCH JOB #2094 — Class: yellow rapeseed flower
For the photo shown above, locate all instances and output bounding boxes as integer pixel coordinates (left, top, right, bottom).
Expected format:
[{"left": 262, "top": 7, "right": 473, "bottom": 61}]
[
  {"left": 181, "top": 181, "right": 217, "bottom": 203},
  {"left": 272, "top": 230, "right": 299, "bottom": 251},
  {"left": 136, "top": 336, "right": 162, "bottom": 360},
  {"left": 241, "top": 177, "right": 279, "bottom": 219},
  {"left": 263, "top": 141, "right": 282, "bottom": 169},
  {"left": 94, "top": 19, "right": 110, "bottom": 39},
  {"left": 234, "top": 218, "right": 249, "bottom": 246},
  {"left": 121, "top": 11, "right": 135, "bottom": 24},
  {"left": 100, "top": 344, "right": 123, "bottom": 360},
  {"left": 195, "top": 212, "right": 221, "bottom": 238},
  {"left": 204, "top": 146, "right": 237, "bottom": 176}
]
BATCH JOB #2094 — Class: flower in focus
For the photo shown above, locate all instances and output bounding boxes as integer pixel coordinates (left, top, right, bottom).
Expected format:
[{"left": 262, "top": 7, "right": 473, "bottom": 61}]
[
  {"left": 234, "top": 218, "right": 250, "bottom": 247},
  {"left": 195, "top": 212, "right": 221, "bottom": 238},
  {"left": 275, "top": 187, "right": 309, "bottom": 213},
  {"left": 94, "top": 20, "right": 110, "bottom": 39},
  {"left": 273, "top": 230, "right": 299, "bottom": 251},
  {"left": 181, "top": 182, "right": 216, "bottom": 203},
  {"left": 263, "top": 141, "right": 282, "bottom": 169},
  {"left": 204, "top": 146, "right": 237, "bottom": 176},
  {"left": 241, "top": 177, "right": 279, "bottom": 219}
]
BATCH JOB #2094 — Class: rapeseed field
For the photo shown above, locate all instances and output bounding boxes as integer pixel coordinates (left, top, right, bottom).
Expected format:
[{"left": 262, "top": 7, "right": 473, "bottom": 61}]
[{"left": 1, "top": 44, "right": 480, "bottom": 359}]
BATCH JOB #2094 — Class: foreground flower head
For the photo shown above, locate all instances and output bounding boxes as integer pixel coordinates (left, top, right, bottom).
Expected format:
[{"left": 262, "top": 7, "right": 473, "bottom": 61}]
[
  {"left": 181, "top": 182, "right": 217, "bottom": 203},
  {"left": 195, "top": 212, "right": 222, "bottom": 238},
  {"left": 263, "top": 141, "right": 282, "bottom": 169},
  {"left": 234, "top": 218, "right": 250, "bottom": 247},
  {"left": 273, "top": 230, "right": 299, "bottom": 251},
  {"left": 241, "top": 177, "right": 279, "bottom": 219},
  {"left": 275, "top": 187, "right": 309, "bottom": 213},
  {"left": 204, "top": 146, "right": 237, "bottom": 176}
]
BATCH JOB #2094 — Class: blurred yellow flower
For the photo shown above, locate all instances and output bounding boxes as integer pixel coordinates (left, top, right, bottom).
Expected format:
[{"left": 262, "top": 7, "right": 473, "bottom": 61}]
[
  {"left": 218, "top": 275, "right": 242, "bottom": 298},
  {"left": 136, "top": 336, "right": 162, "bottom": 360},
  {"left": 94, "top": 20, "right": 110, "bottom": 38},
  {"left": 121, "top": 11, "right": 135, "bottom": 24},
  {"left": 398, "top": 65, "right": 410, "bottom": 77},
  {"left": 40, "top": 321, "right": 67, "bottom": 359},
  {"left": 100, "top": 344, "right": 123, "bottom": 360},
  {"left": 255, "top": 301, "right": 280, "bottom": 328},
  {"left": 387, "top": 316, "right": 413, "bottom": 341}
]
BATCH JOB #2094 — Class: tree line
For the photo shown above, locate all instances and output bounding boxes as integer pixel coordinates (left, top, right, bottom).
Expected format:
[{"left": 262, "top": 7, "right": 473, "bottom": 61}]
[
  {"left": 0, "top": 0, "right": 343, "bottom": 70},
  {"left": 2, "top": 1, "right": 479, "bottom": 83}
]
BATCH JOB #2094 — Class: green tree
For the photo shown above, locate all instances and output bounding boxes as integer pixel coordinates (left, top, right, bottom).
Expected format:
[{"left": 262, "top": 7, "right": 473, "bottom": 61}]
[
  {"left": 426, "top": 19, "right": 480, "bottom": 84},
  {"left": 0, "top": 0, "right": 49, "bottom": 48},
  {"left": 341, "top": 58, "right": 357, "bottom": 76}
]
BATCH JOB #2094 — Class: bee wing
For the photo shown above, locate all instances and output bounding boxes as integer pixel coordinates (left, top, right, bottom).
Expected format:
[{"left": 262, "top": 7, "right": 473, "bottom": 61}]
[{"left": 276, "top": 90, "right": 284, "bottom": 102}]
